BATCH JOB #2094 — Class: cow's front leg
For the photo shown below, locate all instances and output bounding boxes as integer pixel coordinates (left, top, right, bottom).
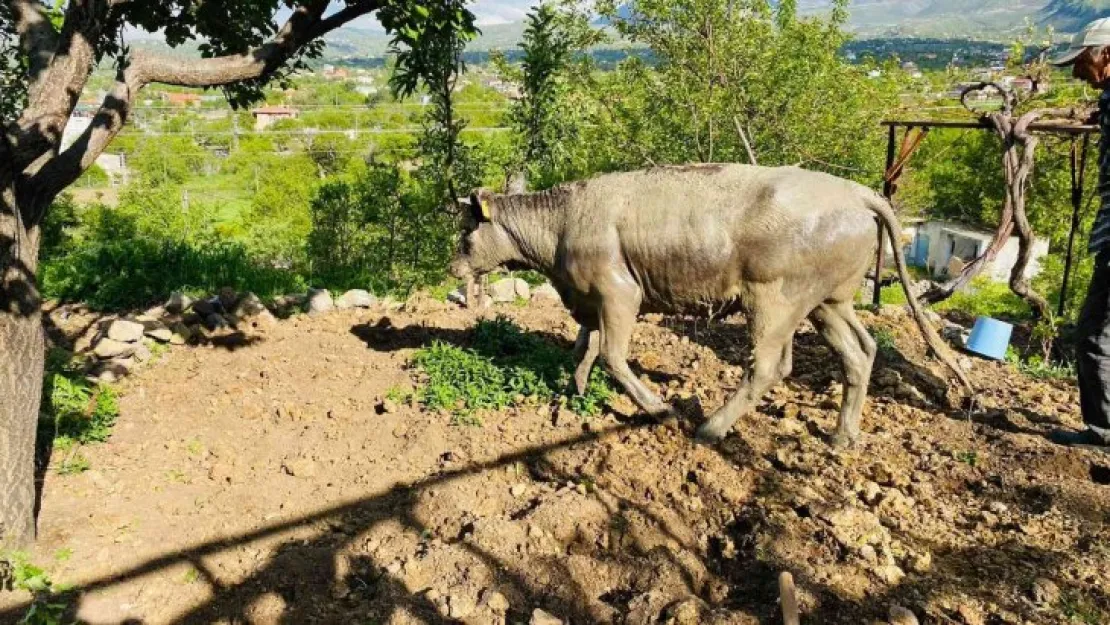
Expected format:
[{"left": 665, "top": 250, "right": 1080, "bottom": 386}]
[
  {"left": 573, "top": 325, "right": 600, "bottom": 395},
  {"left": 598, "top": 298, "right": 670, "bottom": 418}
]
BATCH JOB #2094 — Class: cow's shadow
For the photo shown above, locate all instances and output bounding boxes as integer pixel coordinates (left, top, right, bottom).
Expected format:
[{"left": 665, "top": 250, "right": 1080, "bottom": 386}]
[{"left": 654, "top": 314, "right": 954, "bottom": 406}]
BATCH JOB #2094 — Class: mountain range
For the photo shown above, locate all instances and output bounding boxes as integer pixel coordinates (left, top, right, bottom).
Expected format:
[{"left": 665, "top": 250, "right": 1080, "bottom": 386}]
[{"left": 463, "top": 0, "right": 1110, "bottom": 39}]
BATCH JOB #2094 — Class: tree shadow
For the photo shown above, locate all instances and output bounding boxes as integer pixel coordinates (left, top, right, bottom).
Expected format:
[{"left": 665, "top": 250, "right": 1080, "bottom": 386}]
[{"left": 3, "top": 415, "right": 1107, "bottom": 624}]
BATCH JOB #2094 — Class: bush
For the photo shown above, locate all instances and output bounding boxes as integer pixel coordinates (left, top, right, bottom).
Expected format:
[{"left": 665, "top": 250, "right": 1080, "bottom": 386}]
[
  {"left": 307, "top": 162, "right": 457, "bottom": 295},
  {"left": 411, "top": 316, "right": 613, "bottom": 422},
  {"left": 935, "top": 276, "right": 1031, "bottom": 321},
  {"left": 40, "top": 238, "right": 305, "bottom": 310}
]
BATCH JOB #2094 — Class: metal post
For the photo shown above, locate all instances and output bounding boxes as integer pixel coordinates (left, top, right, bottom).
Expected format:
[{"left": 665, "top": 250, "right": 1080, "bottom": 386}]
[
  {"left": 1060, "top": 133, "right": 1091, "bottom": 318},
  {"left": 874, "top": 124, "right": 898, "bottom": 308}
]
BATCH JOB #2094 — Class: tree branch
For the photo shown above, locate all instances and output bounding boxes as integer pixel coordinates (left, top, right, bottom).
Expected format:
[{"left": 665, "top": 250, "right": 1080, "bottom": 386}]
[
  {"left": 8, "top": 0, "right": 60, "bottom": 95},
  {"left": 28, "top": 0, "right": 384, "bottom": 202}
]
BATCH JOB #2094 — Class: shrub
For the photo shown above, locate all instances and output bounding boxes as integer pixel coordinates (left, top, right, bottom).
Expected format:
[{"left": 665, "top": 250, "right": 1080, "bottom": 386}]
[
  {"left": 935, "top": 276, "right": 1030, "bottom": 321},
  {"left": 40, "top": 239, "right": 305, "bottom": 310}
]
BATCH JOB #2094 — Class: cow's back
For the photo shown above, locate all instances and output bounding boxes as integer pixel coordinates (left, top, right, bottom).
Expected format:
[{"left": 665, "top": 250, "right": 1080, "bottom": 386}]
[{"left": 558, "top": 164, "right": 877, "bottom": 312}]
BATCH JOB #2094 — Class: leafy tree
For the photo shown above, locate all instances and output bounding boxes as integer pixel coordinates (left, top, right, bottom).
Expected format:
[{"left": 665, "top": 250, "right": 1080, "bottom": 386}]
[
  {"left": 505, "top": 3, "right": 572, "bottom": 188},
  {"left": 0, "top": 0, "right": 477, "bottom": 547},
  {"left": 239, "top": 154, "right": 320, "bottom": 268},
  {"left": 583, "top": 0, "right": 900, "bottom": 182}
]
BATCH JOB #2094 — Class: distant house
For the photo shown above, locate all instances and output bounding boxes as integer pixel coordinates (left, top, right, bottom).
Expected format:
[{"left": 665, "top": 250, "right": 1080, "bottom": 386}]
[
  {"left": 163, "top": 92, "right": 202, "bottom": 107},
  {"left": 251, "top": 105, "right": 299, "bottom": 130},
  {"left": 892, "top": 220, "right": 1049, "bottom": 283}
]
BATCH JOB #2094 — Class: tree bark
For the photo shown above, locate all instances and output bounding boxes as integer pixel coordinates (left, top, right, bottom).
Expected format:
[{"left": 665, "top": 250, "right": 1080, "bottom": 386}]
[{"left": 1, "top": 189, "right": 43, "bottom": 548}]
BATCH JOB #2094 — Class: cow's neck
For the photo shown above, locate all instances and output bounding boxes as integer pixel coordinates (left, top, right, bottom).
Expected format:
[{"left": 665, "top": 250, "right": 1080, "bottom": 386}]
[{"left": 495, "top": 191, "right": 567, "bottom": 274}]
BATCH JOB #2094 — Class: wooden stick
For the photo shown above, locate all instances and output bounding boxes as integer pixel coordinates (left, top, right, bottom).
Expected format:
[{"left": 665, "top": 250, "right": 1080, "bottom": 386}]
[
  {"left": 734, "top": 117, "right": 758, "bottom": 166},
  {"left": 780, "top": 571, "right": 800, "bottom": 625}
]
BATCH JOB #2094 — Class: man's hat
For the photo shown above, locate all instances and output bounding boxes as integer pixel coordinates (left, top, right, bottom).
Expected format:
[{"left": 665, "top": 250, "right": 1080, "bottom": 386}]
[{"left": 1051, "top": 17, "right": 1110, "bottom": 66}]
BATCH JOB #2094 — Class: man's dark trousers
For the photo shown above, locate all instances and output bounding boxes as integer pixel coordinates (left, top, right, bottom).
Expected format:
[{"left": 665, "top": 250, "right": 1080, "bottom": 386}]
[{"left": 1077, "top": 252, "right": 1110, "bottom": 439}]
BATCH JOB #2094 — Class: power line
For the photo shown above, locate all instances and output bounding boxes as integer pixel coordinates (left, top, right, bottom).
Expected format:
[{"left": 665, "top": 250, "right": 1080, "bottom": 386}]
[{"left": 122, "top": 126, "right": 511, "bottom": 137}]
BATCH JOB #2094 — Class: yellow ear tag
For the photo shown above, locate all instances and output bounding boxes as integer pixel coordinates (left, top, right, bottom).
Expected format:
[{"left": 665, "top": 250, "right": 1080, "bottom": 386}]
[{"left": 480, "top": 199, "right": 492, "bottom": 220}]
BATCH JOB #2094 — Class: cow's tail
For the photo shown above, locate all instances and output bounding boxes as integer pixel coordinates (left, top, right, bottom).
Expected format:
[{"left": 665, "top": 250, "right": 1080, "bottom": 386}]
[{"left": 864, "top": 194, "right": 975, "bottom": 394}]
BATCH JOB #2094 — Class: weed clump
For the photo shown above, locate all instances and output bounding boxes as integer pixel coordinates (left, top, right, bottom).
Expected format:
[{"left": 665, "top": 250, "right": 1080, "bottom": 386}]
[
  {"left": 39, "top": 349, "right": 120, "bottom": 474},
  {"left": 411, "top": 316, "right": 612, "bottom": 424}
]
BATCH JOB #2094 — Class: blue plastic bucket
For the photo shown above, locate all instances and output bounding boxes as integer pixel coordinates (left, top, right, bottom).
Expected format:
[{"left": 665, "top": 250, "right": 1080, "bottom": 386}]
[{"left": 966, "top": 316, "right": 1013, "bottom": 360}]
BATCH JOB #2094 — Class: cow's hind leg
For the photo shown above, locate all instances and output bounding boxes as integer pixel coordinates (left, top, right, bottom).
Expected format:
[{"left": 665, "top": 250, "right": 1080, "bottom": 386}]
[
  {"left": 810, "top": 301, "right": 876, "bottom": 449},
  {"left": 696, "top": 294, "right": 804, "bottom": 443},
  {"left": 573, "top": 325, "right": 601, "bottom": 395},
  {"left": 598, "top": 296, "right": 671, "bottom": 417}
]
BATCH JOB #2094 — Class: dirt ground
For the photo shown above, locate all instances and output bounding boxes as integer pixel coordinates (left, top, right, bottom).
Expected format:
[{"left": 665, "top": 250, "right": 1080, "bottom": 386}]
[{"left": 2, "top": 295, "right": 1109, "bottom": 625}]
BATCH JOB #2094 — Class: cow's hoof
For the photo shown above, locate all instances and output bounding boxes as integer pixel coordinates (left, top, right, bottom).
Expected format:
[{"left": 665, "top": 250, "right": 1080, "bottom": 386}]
[
  {"left": 829, "top": 432, "right": 860, "bottom": 450},
  {"left": 695, "top": 422, "right": 728, "bottom": 445}
]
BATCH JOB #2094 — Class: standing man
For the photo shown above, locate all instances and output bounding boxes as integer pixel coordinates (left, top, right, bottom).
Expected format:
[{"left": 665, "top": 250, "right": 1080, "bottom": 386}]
[{"left": 1052, "top": 18, "right": 1110, "bottom": 452}]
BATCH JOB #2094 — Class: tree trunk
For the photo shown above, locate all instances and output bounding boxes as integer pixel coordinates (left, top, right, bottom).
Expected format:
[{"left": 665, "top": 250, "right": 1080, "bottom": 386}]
[{"left": 0, "top": 200, "right": 44, "bottom": 548}]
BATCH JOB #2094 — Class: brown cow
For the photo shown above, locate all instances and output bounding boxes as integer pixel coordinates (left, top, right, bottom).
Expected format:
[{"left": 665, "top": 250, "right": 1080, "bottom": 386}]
[{"left": 449, "top": 164, "right": 970, "bottom": 447}]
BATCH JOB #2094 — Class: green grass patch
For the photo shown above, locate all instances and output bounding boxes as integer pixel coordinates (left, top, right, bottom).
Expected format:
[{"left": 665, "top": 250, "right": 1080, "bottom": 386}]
[
  {"left": 0, "top": 552, "right": 72, "bottom": 625},
  {"left": 39, "top": 349, "right": 120, "bottom": 475},
  {"left": 411, "top": 316, "right": 613, "bottom": 423},
  {"left": 934, "top": 276, "right": 1030, "bottom": 321},
  {"left": 871, "top": 326, "right": 898, "bottom": 356},
  {"left": 1058, "top": 591, "right": 1105, "bottom": 625},
  {"left": 1005, "top": 347, "right": 1075, "bottom": 381},
  {"left": 879, "top": 284, "right": 908, "bottom": 306}
]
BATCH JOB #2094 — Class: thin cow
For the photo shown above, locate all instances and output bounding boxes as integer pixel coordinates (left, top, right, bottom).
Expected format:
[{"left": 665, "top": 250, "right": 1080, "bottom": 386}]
[{"left": 449, "top": 164, "right": 972, "bottom": 447}]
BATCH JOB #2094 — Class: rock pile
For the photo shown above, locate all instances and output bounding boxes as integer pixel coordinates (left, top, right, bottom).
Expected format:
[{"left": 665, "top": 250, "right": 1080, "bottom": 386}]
[
  {"left": 84, "top": 287, "right": 379, "bottom": 384},
  {"left": 441, "top": 276, "right": 564, "bottom": 308}
]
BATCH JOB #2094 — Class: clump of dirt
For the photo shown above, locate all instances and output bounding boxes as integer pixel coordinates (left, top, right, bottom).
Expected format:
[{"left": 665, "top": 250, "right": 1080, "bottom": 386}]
[{"left": 2, "top": 299, "right": 1108, "bottom": 625}]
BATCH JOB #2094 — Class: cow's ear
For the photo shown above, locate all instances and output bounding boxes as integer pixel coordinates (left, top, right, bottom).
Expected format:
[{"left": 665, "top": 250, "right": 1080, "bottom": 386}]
[{"left": 470, "top": 192, "right": 493, "bottom": 222}]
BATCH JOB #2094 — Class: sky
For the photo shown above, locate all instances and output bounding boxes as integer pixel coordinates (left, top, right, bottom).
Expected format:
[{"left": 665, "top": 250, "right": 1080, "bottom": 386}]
[{"left": 341, "top": 0, "right": 538, "bottom": 29}]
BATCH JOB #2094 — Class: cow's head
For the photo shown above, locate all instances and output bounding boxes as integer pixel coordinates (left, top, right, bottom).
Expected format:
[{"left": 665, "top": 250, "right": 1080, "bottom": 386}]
[{"left": 449, "top": 189, "right": 515, "bottom": 279}]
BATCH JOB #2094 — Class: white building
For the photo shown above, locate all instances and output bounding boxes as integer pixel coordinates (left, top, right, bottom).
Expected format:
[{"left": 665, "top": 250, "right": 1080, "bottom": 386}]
[{"left": 893, "top": 220, "right": 1050, "bottom": 283}]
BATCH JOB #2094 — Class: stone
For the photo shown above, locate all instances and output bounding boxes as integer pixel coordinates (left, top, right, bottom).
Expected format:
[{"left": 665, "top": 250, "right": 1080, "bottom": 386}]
[
  {"left": 447, "top": 594, "right": 475, "bottom": 619},
  {"left": 378, "top": 399, "right": 399, "bottom": 415},
  {"left": 489, "top": 278, "right": 530, "bottom": 303},
  {"left": 889, "top": 605, "right": 920, "bottom": 625},
  {"left": 169, "top": 322, "right": 193, "bottom": 345},
  {"left": 873, "top": 369, "right": 901, "bottom": 390},
  {"left": 336, "top": 289, "right": 376, "bottom": 310},
  {"left": 191, "top": 298, "right": 219, "bottom": 317},
  {"left": 165, "top": 291, "right": 194, "bottom": 315},
  {"left": 133, "top": 343, "right": 153, "bottom": 363},
  {"left": 874, "top": 564, "right": 905, "bottom": 585},
  {"left": 446, "top": 287, "right": 467, "bottom": 306},
  {"left": 142, "top": 320, "right": 174, "bottom": 343},
  {"left": 484, "top": 590, "right": 509, "bottom": 614},
  {"left": 107, "top": 319, "right": 146, "bottom": 343},
  {"left": 664, "top": 598, "right": 703, "bottom": 625},
  {"left": 94, "top": 338, "right": 137, "bottom": 360},
  {"left": 204, "top": 313, "right": 229, "bottom": 331},
  {"left": 532, "top": 283, "right": 560, "bottom": 302},
  {"left": 511, "top": 484, "right": 527, "bottom": 498},
  {"left": 820, "top": 506, "right": 886, "bottom": 549},
  {"left": 859, "top": 544, "right": 878, "bottom": 563},
  {"left": 530, "top": 609, "right": 563, "bottom": 625},
  {"left": 1030, "top": 578, "right": 1060, "bottom": 606},
  {"left": 234, "top": 292, "right": 269, "bottom": 317},
  {"left": 217, "top": 287, "right": 239, "bottom": 312},
  {"left": 861, "top": 481, "right": 883, "bottom": 506},
  {"left": 305, "top": 288, "right": 334, "bottom": 315},
  {"left": 957, "top": 603, "right": 985, "bottom": 625},
  {"left": 909, "top": 551, "right": 933, "bottom": 573}
]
